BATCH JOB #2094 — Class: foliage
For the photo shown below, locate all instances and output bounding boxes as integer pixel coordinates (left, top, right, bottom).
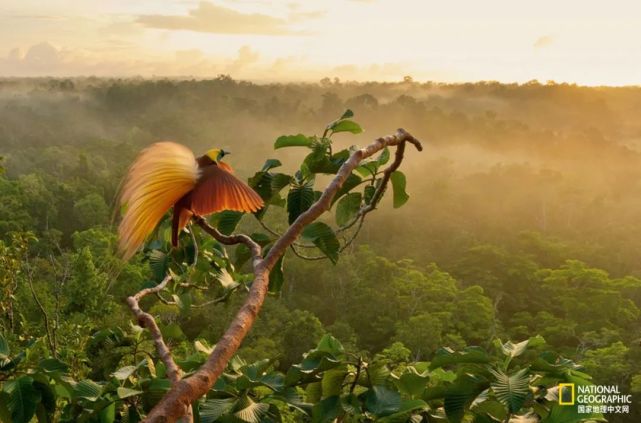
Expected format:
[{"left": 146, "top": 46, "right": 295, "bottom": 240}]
[{"left": 1, "top": 80, "right": 641, "bottom": 422}]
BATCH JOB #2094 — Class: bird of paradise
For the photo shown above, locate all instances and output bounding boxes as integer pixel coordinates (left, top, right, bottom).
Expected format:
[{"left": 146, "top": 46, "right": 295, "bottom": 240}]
[{"left": 118, "top": 142, "right": 263, "bottom": 259}]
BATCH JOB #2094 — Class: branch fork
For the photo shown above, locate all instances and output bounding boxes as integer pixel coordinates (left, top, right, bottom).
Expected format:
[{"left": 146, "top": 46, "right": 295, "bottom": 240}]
[{"left": 126, "top": 128, "right": 422, "bottom": 422}]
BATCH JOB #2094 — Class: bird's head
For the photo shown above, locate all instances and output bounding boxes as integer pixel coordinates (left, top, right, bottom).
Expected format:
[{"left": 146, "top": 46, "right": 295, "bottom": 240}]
[{"left": 205, "top": 148, "right": 230, "bottom": 163}]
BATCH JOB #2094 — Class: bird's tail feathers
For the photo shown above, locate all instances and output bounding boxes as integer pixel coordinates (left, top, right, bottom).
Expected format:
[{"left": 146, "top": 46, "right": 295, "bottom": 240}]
[{"left": 118, "top": 142, "right": 198, "bottom": 260}]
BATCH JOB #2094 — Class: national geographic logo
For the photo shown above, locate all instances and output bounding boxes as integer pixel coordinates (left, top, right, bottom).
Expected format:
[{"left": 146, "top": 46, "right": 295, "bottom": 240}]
[
  {"left": 558, "top": 383, "right": 575, "bottom": 405},
  {"left": 558, "top": 383, "right": 632, "bottom": 415}
]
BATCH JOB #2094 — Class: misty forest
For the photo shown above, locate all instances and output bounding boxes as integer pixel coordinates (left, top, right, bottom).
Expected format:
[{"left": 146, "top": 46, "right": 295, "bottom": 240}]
[{"left": 2, "top": 76, "right": 641, "bottom": 422}]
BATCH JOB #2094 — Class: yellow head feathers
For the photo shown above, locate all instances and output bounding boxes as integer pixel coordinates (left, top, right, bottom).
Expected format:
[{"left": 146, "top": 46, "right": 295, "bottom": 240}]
[{"left": 205, "top": 148, "right": 229, "bottom": 162}]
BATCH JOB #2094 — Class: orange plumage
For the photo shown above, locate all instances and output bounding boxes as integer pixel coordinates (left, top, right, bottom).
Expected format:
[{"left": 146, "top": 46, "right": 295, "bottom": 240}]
[{"left": 118, "top": 142, "right": 263, "bottom": 260}]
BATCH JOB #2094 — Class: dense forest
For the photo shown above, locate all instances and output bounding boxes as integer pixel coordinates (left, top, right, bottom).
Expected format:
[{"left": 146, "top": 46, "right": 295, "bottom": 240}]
[{"left": 2, "top": 76, "right": 641, "bottom": 422}]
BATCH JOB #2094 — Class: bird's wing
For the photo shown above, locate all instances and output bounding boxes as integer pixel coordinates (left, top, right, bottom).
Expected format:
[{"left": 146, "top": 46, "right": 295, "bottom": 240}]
[
  {"left": 118, "top": 142, "right": 199, "bottom": 260},
  {"left": 190, "top": 163, "right": 264, "bottom": 216}
]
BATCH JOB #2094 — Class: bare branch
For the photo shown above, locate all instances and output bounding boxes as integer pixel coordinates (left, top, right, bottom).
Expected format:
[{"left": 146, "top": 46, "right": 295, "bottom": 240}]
[{"left": 126, "top": 275, "right": 183, "bottom": 384}]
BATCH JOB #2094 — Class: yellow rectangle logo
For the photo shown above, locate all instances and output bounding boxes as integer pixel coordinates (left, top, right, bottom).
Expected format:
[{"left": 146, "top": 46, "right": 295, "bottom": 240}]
[{"left": 559, "top": 383, "right": 575, "bottom": 405}]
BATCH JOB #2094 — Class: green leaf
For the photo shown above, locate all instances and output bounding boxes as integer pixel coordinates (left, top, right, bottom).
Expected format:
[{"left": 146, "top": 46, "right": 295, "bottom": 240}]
[
  {"left": 234, "top": 396, "right": 270, "bottom": 423},
  {"left": 268, "top": 255, "right": 285, "bottom": 293},
  {"left": 316, "top": 335, "right": 345, "bottom": 356},
  {"left": 430, "top": 346, "right": 491, "bottom": 369},
  {"left": 396, "top": 366, "right": 430, "bottom": 398},
  {"left": 443, "top": 374, "right": 488, "bottom": 423},
  {"left": 377, "top": 147, "right": 391, "bottom": 166},
  {"left": 112, "top": 365, "right": 137, "bottom": 381},
  {"left": 261, "top": 159, "right": 282, "bottom": 172},
  {"left": 287, "top": 181, "right": 314, "bottom": 224},
  {"left": 74, "top": 379, "right": 103, "bottom": 401},
  {"left": 199, "top": 398, "right": 236, "bottom": 423},
  {"left": 275, "top": 134, "right": 314, "bottom": 149},
  {"left": 161, "top": 323, "right": 186, "bottom": 341},
  {"left": 364, "top": 185, "right": 376, "bottom": 204},
  {"left": 312, "top": 395, "right": 341, "bottom": 423},
  {"left": 542, "top": 402, "right": 606, "bottom": 423},
  {"left": 248, "top": 171, "right": 274, "bottom": 202},
  {"left": 330, "top": 120, "right": 363, "bottom": 134},
  {"left": 302, "top": 222, "right": 340, "bottom": 263},
  {"left": 355, "top": 161, "right": 378, "bottom": 178},
  {"left": 5, "top": 376, "right": 41, "bottom": 423},
  {"left": 216, "top": 211, "right": 244, "bottom": 235},
  {"left": 365, "top": 386, "right": 401, "bottom": 417},
  {"left": 194, "top": 339, "right": 214, "bottom": 355},
  {"left": 501, "top": 335, "right": 545, "bottom": 359},
  {"left": 117, "top": 387, "right": 143, "bottom": 399},
  {"left": 271, "top": 173, "right": 293, "bottom": 193},
  {"left": 0, "top": 392, "right": 12, "bottom": 423},
  {"left": 390, "top": 171, "right": 409, "bottom": 208},
  {"left": 321, "top": 367, "right": 348, "bottom": 397},
  {"left": 489, "top": 368, "right": 530, "bottom": 413},
  {"left": 378, "top": 399, "right": 429, "bottom": 423},
  {"left": 336, "top": 193, "right": 361, "bottom": 226},
  {"left": 38, "top": 358, "right": 68, "bottom": 374},
  {"left": 148, "top": 250, "right": 168, "bottom": 283},
  {"left": 333, "top": 173, "right": 362, "bottom": 205},
  {"left": 99, "top": 402, "right": 115, "bottom": 423},
  {"left": 340, "top": 109, "right": 354, "bottom": 119}
]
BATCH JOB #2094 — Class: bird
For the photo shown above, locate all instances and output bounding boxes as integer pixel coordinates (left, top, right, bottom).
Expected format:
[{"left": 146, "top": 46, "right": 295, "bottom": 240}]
[{"left": 118, "top": 142, "right": 264, "bottom": 260}]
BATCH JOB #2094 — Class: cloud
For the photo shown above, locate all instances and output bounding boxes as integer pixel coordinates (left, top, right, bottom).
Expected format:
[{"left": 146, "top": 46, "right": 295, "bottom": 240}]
[
  {"left": 534, "top": 35, "right": 555, "bottom": 49},
  {"left": 226, "top": 45, "right": 260, "bottom": 74},
  {"left": 0, "top": 42, "right": 428, "bottom": 83},
  {"left": 137, "top": 1, "right": 295, "bottom": 35}
]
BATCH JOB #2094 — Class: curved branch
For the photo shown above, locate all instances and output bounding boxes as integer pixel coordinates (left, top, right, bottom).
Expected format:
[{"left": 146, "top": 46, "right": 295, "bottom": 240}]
[
  {"left": 126, "top": 275, "right": 182, "bottom": 384},
  {"left": 142, "top": 128, "right": 422, "bottom": 422}
]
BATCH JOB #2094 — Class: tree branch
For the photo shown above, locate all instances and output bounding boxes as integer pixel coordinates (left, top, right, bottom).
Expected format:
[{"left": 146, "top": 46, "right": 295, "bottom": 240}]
[
  {"left": 126, "top": 275, "right": 182, "bottom": 384},
  {"left": 141, "top": 128, "right": 422, "bottom": 422}
]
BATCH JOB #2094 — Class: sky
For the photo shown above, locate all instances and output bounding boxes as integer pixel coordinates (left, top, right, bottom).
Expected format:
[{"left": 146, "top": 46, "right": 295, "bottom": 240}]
[{"left": 0, "top": 0, "right": 640, "bottom": 85}]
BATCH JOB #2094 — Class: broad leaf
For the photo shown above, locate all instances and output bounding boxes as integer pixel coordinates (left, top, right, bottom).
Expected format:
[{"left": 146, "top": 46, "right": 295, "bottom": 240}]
[
  {"left": 199, "top": 398, "right": 236, "bottom": 423},
  {"left": 340, "top": 109, "right": 354, "bottom": 119},
  {"left": 302, "top": 222, "right": 340, "bottom": 263},
  {"left": 148, "top": 250, "right": 168, "bottom": 282},
  {"left": 336, "top": 193, "right": 361, "bottom": 226},
  {"left": 234, "top": 396, "right": 270, "bottom": 423},
  {"left": 443, "top": 374, "right": 488, "bottom": 423},
  {"left": 0, "top": 392, "right": 11, "bottom": 423},
  {"left": 216, "top": 211, "right": 243, "bottom": 235},
  {"left": 430, "top": 346, "right": 491, "bottom": 369},
  {"left": 333, "top": 174, "right": 363, "bottom": 205},
  {"left": 500, "top": 335, "right": 545, "bottom": 359},
  {"left": 390, "top": 171, "right": 409, "bottom": 208},
  {"left": 38, "top": 358, "right": 68, "bottom": 374},
  {"left": 377, "top": 147, "right": 391, "bottom": 166},
  {"left": 489, "top": 368, "right": 530, "bottom": 413},
  {"left": 117, "top": 387, "right": 143, "bottom": 399},
  {"left": 74, "top": 379, "right": 103, "bottom": 401},
  {"left": 287, "top": 181, "right": 315, "bottom": 224},
  {"left": 312, "top": 395, "right": 341, "bottom": 423},
  {"left": 365, "top": 386, "right": 401, "bottom": 417},
  {"left": 5, "top": 377, "right": 41, "bottom": 423},
  {"left": 275, "top": 134, "right": 314, "bottom": 149},
  {"left": 261, "top": 159, "right": 282, "bottom": 172},
  {"left": 112, "top": 365, "right": 137, "bottom": 381},
  {"left": 330, "top": 120, "right": 363, "bottom": 134}
]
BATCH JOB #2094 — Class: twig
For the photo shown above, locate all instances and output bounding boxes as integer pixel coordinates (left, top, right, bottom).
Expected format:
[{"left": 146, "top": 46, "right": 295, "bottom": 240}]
[{"left": 126, "top": 275, "right": 181, "bottom": 384}]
